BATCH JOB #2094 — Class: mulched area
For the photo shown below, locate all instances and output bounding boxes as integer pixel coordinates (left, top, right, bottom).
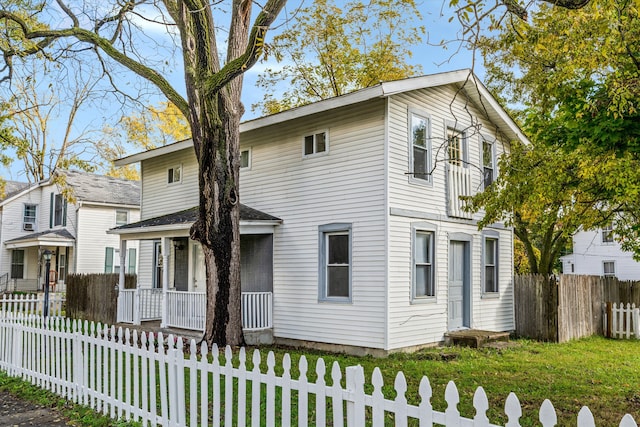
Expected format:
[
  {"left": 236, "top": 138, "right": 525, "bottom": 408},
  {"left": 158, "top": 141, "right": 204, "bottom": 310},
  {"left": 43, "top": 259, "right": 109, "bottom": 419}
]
[{"left": 0, "top": 391, "right": 71, "bottom": 426}]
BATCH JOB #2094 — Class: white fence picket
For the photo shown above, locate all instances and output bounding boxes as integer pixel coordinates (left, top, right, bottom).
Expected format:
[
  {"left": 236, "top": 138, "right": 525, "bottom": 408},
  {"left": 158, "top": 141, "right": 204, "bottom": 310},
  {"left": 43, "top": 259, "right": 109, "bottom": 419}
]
[
  {"left": 606, "top": 302, "right": 640, "bottom": 339},
  {"left": 0, "top": 310, "right": 637, "bottom": 427}
]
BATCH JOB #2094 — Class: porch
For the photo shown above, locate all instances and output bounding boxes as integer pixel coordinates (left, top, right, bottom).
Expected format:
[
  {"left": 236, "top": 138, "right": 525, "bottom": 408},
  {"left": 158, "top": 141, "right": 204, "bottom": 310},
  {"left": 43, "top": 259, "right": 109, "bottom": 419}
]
[{"left": 116, "top": 288, "right": 273, "bottom": 331}]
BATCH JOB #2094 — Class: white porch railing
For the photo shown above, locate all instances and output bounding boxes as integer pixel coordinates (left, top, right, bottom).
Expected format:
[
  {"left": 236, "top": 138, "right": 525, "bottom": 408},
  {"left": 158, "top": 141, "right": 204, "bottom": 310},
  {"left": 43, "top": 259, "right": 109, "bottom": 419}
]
[
  {"left": 166, "top": 291, "right": 206, "bottom": 331},
  {"left": 116, "top": 289, "right": 135, "bottom": 323},
  {"left": 242, "top": 291, "right": 273, "bottom": 330},
  {"left": 139, "top": 288, "right": 163, "bottom": 321},
  {"left": 447, "top": 164, "right": 473, "bottom": 219}
]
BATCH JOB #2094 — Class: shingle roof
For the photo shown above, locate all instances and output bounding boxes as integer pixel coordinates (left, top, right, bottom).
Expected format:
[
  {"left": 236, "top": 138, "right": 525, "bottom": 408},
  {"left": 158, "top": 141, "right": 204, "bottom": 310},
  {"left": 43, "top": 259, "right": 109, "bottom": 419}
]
[
  {"left": 62, "top": 170, "right": 140, "bottom": 206},
  {"left": 5, "top": 228, "right": 75, "bottom": 243},
  {"left": 113, "top": 204, "right": 281, "bottom": 231},
  {"left": 1, "top": 181, "right": 31, "bottom": 202}
]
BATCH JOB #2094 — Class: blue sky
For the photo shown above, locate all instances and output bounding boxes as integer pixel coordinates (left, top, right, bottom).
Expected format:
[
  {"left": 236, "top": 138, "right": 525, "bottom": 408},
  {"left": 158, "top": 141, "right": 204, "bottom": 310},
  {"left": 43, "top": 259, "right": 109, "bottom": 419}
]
[{"left": 1, "top": 1, "right": 484, "bottom": 181}]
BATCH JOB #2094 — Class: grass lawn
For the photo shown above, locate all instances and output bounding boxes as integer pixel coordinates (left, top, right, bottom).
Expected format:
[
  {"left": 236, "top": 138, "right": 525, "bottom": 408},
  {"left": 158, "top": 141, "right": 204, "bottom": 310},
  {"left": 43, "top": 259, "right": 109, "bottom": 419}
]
[
  {"left": 258, "top": 336, "right": 640, "bottom": 426},
  {"left": 0, "top": 336, "right": 638, "bottom": 426}
]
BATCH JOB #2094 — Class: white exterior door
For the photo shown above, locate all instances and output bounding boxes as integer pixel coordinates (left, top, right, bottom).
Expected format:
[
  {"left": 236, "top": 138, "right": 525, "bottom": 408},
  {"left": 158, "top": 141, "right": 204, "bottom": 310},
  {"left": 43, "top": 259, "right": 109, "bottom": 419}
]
[
  {"left": 449, "top": 241, "right": 469, "bottom": 330},
  {"left": 192, "top": 242, "right": 206, "bottom": 292}
]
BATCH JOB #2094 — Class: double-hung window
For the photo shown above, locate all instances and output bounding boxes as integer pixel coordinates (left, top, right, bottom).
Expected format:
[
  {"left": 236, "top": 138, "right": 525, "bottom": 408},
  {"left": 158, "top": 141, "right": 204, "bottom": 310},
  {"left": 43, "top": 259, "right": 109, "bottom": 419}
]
[
  {"left": 304, "top": 131, "right": 327, "bottom": 156},
  {"left": 603, "top": 261, "right": 615, "bottom": 277},
  {"left": 116, "top": 210, "right": 128, "bottom": 226},
  {"left": 11, "top": 250, "right": 24, "bottom": 279},
  {"left": 319, "top": 224, "right": 351, "bottom": 302},
  {"left": 482, "top": 138, "right": 495, "bottom": 188},
  {"left": 23, "top": 204, "right": 36, "bottom": 231},
  {"left": 50, "top": 193, "right": 67, "bottom": 227},
  {"left": 414, "top": 230, "right": 435, "bottom": 298},
  {"left": 483, "top": 237, "right": 499, "bottom": 293},
  {"left": 168, "top": 165, "right": 182, "bottom": 184},
  {"left": 240, "top": 149, "right": 251, "bottom": 169},
  {"left": 447, "top": 128, "right": 466, "bottom": 166},
  {"left": 602, "top": 224, "right": 614, "bottom": 243},
  {"left": 410, "top": 112, "right": 431, "bottom": 182}
]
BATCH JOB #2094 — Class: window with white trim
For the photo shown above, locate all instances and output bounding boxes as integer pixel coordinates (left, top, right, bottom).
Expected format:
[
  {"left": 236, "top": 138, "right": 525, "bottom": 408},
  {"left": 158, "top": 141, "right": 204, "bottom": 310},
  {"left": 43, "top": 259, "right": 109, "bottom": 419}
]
[
  {"left": 413, "top": 230, "right": 435, "bottom": 298},
  {"left": 447, "top": 128, "right": 466, "bottom": 166},
  {"left": 240, "top": 149, "right": 251, "bottom": 169},
  {"left": 11, "top": 250, "right": 24, "bottom": 279},
  {"left": 409, "top": 112, "right": 431, "bottom": 182},
  {"left": 319, "top": 224, "right": 351, "bottom": 301},
  {"left": 167, "top": 165, "right": 182, "bottom": 184},
  {"left": 603, "top": 261, "right": 615, "bottom": 277},
  {"left": 303, "top": 131, "right": 327, "bottom": 156},
  {"left": 23, "top": 204, "right": 36, "bottom": 230},
  {"left": 602, "top": 224, "right": 614, "bottom": 243},
  {"left": 482, "top": 138, "right": 495, "bottom": 188},
  {"left": 116, "top": 210, "right": 128, "bottom": 226},
  {"left": 483, "top": 237, "right": 499, "bottom": 293}
]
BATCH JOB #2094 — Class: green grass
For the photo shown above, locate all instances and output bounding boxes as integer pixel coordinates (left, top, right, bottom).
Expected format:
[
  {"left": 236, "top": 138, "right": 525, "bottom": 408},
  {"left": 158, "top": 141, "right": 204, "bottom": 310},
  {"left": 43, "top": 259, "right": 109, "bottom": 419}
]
[
  {"left": 253, "top": 336, "right": 640, "bottom": 426},
  {"left": 2, "top": 336, "right": 639, "bottom": 426}
]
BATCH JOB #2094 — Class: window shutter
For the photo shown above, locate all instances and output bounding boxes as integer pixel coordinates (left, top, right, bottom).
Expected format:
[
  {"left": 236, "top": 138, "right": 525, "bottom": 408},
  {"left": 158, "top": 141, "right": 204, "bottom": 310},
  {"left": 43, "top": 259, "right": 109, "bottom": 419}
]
[
  {"left": 49, "top": 193, "right": 53, "bottom": 228},
  {"left": 128, "top": 248, "right": 137, "bottom": 274},
  {"left": 104, "top": 247, "right": 114, "bottom": 273},
  {"left": 62, "top": 200, "right": 67, "bottom": 226}
]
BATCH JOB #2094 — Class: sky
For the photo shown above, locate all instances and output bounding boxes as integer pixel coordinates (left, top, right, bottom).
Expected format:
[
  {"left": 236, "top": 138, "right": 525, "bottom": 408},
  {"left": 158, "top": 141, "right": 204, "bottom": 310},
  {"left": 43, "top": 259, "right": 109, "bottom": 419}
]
[{"left": 1, "top": 1, "right": 485, "bottom": 181}]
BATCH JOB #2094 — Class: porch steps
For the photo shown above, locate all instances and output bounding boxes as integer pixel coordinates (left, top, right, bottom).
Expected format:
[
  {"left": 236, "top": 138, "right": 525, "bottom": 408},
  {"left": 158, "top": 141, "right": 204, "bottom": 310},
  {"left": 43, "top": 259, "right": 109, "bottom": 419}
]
[{"left": 444, "top": 329, "right": 510, "bottom": 348}]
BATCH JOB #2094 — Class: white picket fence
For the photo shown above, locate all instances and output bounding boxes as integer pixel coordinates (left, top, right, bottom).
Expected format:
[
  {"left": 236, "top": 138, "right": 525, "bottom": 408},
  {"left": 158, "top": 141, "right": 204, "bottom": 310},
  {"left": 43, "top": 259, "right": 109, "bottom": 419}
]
[
  {"left": 605, "top": 302, "right": 640, "bottom": 339},
  {"left": 0, "top": 312, "right": 636, "bottom": 427},
  {"left": 0, "top": 293, "right": 65, "bottom": 317}
]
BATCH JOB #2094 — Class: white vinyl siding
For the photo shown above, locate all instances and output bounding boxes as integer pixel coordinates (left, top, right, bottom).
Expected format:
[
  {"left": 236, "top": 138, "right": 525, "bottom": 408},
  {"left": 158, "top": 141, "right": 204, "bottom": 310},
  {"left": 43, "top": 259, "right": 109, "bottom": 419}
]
[
  {"left": 239, "top": 100, "right": 387, "bottom": 349},
  {"left": 75, "top": 205, "right": 140, "bottom": 274},
  {"left": 141, "top": 149, "right": 199, "bottom": 219}
]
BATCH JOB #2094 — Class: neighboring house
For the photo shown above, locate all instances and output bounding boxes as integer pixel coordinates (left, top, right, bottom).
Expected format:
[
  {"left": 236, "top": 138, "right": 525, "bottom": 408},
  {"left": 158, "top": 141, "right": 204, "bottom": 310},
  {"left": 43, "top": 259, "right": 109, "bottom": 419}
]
[
  {"left": 0, "top": 170, "right": 140, "bottom": 292},
  {"left": 561, "top": 227, "right": 640, "bottom": 280},
  {"left": 111, "top": 70, "right": 529, "bottom": 353}
]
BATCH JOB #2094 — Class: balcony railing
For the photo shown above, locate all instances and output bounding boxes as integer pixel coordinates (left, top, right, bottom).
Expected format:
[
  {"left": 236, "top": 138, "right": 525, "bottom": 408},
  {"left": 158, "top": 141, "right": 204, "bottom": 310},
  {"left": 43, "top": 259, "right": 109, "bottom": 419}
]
[{"left": 447, "top": 164, "right": 473, "bottom": 219}]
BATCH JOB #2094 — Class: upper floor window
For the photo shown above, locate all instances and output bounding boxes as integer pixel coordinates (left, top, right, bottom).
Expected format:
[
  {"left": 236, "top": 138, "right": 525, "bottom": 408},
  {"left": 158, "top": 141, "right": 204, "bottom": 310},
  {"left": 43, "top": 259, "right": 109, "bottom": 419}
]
[
  {"left": 602, "top": 224, "right": 614, "bottom": 243},
  {"left": 410, "top": 112, "right": 431, "bottom": 183},
  {"left": 483, "top": 237, "right": 499, "bottom": 293},
  {"left": 447, "top": 128, "right": 466, "bottom": 167},
  {"left": 482, "top": 138, "right": 495, "bottom": 188},
  {"left": 303, "top": 131, "right": 327, "bottom": 156},
  {"left": 319, "top": 223, "right": 351, "bottom": 302},
  {"left": 413, "top": 230, "right": 435, "bottom": 298},
  {"left": 23, "top": 204, "right": 37, "bottom": 231},
  {"left": 168, "top": 165, "right": 182, "bottom": 184},
  {"left": 603, "top": 261, "right": 615, "bottom": 277},
  {"left": 50, "top": 193, "right": 67, "bottom": 227},
  {"left": 240, "top": 149, "right": 251, "bottom": 169},
  {"left": 116, "top": 210, "right": 128, "bottom": 226}
]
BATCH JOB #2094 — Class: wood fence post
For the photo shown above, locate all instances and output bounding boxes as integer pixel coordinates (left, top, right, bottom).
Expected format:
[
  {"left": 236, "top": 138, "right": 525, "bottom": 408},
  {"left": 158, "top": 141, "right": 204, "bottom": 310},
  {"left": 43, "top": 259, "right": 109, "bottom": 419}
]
[{"left": 605, "top": 302, "right": 613, "bottom": 338}]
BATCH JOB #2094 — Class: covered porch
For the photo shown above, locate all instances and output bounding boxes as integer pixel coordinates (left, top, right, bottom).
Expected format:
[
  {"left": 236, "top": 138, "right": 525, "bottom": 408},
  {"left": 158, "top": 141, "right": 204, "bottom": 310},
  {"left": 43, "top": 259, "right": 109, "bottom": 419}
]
[
  {"left": 4, "top": 229, "right": 74, "bottom": 293},
  {"left": 109, "top": 205, "right": 281, "bottom": 333}
]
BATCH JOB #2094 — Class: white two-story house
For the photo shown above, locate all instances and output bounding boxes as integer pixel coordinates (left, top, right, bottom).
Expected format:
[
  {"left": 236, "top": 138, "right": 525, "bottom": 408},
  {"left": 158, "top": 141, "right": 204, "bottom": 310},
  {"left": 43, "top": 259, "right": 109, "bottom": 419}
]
[
  {"left": 0, "top": 170, "right": 140, "bottom": 292},
  {"left": 111, "top": 70, "right": 529, "bottom": 353},
  {"left": 561, "top": 226, "right": 640, "bottom": 280}
]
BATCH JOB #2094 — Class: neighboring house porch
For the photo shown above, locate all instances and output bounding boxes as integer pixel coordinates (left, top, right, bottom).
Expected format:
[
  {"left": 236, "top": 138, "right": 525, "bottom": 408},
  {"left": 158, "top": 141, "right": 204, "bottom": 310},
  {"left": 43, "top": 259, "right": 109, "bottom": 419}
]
[{"left": 109, "top": 204, "right": 281, "bottom": 336}]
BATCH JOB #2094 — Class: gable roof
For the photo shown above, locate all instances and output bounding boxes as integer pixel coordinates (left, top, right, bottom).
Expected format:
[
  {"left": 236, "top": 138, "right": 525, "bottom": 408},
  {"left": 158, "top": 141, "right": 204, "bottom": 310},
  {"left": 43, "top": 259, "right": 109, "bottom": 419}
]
[
  {"left": 0, "top": 170, "right": 140, "bottom": 208},
  {"left": 1, "top": 181, "right": 31, "bottom": 202},
  {"left": 63, "top": 170, "right": 140, "bottom": 206},
  {"left": 115, "top": 69, "right": 529, "bottom": 166}
]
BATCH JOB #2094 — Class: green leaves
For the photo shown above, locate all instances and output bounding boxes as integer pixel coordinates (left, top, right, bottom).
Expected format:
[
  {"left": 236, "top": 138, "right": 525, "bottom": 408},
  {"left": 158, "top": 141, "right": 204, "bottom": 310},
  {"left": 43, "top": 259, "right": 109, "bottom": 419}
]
[{"left": 253, "top": 0, "right": 425, "bottom": 114}]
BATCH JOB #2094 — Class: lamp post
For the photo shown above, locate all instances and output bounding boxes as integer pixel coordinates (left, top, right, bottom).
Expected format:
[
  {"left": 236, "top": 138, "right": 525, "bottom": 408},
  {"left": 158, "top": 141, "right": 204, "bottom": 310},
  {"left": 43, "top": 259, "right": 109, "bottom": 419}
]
[{"left": 43, "top": 249, "right": 52, "bottom": 318}]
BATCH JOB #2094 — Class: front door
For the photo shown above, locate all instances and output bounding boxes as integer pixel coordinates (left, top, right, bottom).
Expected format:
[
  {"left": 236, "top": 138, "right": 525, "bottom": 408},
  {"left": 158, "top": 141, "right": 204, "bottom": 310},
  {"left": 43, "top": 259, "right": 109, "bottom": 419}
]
[
  {"left": 449, "top": 240, "right": 470, "bottom": 330},
  {"left": 173, "top": 237, "right": 189, "bottom": 291}
]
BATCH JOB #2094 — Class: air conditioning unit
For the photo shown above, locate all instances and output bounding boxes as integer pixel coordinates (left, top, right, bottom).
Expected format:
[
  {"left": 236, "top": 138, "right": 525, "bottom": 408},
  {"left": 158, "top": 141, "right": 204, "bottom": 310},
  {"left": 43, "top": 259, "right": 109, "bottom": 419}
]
[{"left": 23, "top": 222, "right": 34, "bottom": 231}]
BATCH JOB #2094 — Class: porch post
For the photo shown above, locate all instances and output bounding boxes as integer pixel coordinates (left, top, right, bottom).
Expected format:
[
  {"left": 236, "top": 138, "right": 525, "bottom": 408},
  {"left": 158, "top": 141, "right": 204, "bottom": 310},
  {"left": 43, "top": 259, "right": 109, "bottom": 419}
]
[
  {"left": 118, "top": 239, "right": 127, "bottom": 291},
  {"left": 161, "top": 237, "right": 170, "bottom": 328}
]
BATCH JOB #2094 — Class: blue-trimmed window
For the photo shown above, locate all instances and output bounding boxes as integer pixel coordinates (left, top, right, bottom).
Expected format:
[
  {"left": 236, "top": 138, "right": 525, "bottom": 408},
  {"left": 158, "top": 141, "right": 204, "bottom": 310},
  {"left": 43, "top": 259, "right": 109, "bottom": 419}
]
[
  {"left": 483, "top": 236, "right": 499, "bottom": 293},
  {"left": 319, "top": 223, "right": 352, "bottom": 302},
  {"left": 414, "top": 230, "right": 435, "bottom": 298}
]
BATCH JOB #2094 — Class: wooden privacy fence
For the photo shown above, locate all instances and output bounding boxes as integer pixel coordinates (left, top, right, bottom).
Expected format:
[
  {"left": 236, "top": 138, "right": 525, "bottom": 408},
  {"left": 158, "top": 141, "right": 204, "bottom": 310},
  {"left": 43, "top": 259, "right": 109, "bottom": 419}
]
[
  {"left": 66, "top": 274, "right": 136, "bottom": 325},
  {"left": 0, "top": 313, "right": 637, "bottom": 427},
  {"left": 515, "top": 275, "right": 640, "bottom": 342}
]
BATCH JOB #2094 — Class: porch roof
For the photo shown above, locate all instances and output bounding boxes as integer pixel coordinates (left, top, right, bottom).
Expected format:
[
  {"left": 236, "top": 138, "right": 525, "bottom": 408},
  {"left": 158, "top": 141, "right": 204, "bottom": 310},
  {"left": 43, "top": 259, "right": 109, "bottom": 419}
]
[
  {"left": 108, "top": 204, "right": 282, "bottom": 237},
  {"left": 4, "top": 228, "right": 75, "bottom": 249}
]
